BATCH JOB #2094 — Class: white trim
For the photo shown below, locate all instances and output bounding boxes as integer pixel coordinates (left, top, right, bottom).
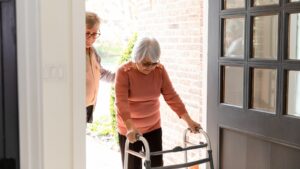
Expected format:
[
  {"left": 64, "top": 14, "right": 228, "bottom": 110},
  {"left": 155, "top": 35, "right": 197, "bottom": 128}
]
[
  {"left": 71, "top": 1, "right": 86, "bottom": 169},
  {"left": 17, "top": 0, "right": 86, "bottom": 169},
  {"left": 203, "top": 0, "right": 208, "bottom": 131},
  {"left": 16, "top": 0, "right": 44, "bottom": 168},
  {"left": 200, "top": 1, "right": 208, "bottom": 169}
]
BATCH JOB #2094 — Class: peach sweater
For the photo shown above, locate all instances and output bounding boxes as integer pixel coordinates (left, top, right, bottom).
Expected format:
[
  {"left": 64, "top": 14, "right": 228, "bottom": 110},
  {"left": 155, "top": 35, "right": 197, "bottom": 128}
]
[
  {"left": 115, "top": 62, "right": 188, "bottom": 135},
  {"left": 86, "top": 47, "right": 114, "bottom": 107}
]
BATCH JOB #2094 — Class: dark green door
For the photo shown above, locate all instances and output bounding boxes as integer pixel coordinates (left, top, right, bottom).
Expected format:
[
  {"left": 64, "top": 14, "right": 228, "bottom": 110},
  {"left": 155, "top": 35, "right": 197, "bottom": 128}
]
[
  {"left": 208, "top": 0, "right": 300, "bottom": 168},
  {"left": 0, "top": 0, "right": 19, "bottom": 168}
]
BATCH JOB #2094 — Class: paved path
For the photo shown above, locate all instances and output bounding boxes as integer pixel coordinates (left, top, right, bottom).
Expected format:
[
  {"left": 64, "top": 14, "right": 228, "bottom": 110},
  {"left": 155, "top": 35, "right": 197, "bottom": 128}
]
[
  {"left": 86, "top": 135, "right": 122, "bottom": 169},
  {"left": 86, "top": 79, "right": 122, "bottom": 169}
]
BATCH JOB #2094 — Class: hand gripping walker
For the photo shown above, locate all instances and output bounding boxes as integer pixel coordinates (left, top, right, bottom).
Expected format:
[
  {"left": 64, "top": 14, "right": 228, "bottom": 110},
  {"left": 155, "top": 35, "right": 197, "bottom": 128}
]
[{"left": 124, "top": 129, "right": 214, "bottom": 169}]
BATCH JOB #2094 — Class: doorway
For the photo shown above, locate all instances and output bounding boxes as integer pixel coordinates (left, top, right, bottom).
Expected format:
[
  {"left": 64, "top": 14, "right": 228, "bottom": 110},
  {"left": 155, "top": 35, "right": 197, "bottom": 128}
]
[
  {"left": 85, "top": 1, "right": 137, "bottom": 168},
  {"left": 208, "top": 0, "right": 300, "bottom": 168},
  {"left": 0, "top": 0, "right": 19, "bottom": 168}
]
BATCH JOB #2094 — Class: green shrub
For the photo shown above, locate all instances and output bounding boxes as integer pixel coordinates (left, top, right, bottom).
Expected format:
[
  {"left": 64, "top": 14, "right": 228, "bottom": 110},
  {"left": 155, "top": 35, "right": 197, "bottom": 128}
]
[
  {"left": 118, "top": 33, "right": 138, "bottom": 64},
  {"left": 87, "top": 33, "right": 138, "bottom": 143},
  {"left": 87, "top": 115, "right": 114, "bottom": 137},
  {"left": 109, "top": 32, "right": 138, "bottom": 141},
  {"left": 95, "top": 41, "right": 123, "bottom": 59}
]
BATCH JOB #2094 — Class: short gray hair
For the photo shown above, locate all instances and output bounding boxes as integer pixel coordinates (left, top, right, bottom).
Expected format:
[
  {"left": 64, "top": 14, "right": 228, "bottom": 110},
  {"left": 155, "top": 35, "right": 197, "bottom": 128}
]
[
  {"left": 86, "top": 12, "right": 101, "bottom": 29},
  {"left": 132, "top": 37, "right": 161, "bottom": 63}
]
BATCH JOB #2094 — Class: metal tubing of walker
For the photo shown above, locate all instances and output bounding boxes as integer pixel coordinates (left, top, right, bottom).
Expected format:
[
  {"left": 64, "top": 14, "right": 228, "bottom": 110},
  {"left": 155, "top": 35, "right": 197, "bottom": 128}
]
[
  {"left": 124, "top": 129, "right": 214, "bottom": 169},
  {"left": 124, "top": 135, "right": 151, "bottom": 169},
  {"left": 183, "top": 128, "right": 213, "bottom": 169},
  {"left": 208, "top": 150, "right": 214, "bottom": 169},
  {"left": 183, "top": 129, "right": 188, "bottom": 169}
]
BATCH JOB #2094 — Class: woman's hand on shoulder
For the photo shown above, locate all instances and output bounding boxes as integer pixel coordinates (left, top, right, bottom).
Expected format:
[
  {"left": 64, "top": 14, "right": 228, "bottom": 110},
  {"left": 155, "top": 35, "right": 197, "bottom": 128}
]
[{"left": 120, "top": 61, "right": 135, "bottom": 72}]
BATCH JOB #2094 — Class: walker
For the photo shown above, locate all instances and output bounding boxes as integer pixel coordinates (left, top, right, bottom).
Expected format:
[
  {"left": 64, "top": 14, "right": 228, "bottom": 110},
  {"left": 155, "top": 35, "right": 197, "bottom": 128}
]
[{"left": 123, "top": 128, "right": 214, "bottom": 169}]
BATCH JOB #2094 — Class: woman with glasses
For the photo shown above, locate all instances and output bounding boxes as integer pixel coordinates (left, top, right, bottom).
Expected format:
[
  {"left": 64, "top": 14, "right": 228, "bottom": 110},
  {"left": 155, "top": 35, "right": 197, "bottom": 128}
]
[
  {"left": 115, "top": 37, "right": 201, "bottom": 169},
  {"left": 86, "top": 12, "right": 115, "bottom": 123}
]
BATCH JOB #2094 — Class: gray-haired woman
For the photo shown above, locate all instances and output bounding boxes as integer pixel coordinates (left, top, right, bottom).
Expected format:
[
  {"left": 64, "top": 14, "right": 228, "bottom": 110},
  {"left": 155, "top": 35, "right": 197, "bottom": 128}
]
[
  {"left": 115, "top": 37, "right": 201, "bottom": 168},
  {"left": 86, "top": 12, "right": 115, "bottom": 123}
]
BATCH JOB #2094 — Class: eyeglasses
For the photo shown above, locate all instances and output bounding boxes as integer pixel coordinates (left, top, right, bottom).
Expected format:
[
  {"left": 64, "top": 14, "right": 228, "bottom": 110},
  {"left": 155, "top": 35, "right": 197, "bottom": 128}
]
[
  {"left": 86, "top": 32, "right": 101, "bottom": 38},
  {"left": 141, "top": 60, "right": 159, "bottom": 67}
]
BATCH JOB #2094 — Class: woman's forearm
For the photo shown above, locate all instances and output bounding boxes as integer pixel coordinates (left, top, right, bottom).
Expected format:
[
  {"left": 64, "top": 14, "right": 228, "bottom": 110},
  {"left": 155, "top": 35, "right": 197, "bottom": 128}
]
[
  {"left": 181, "top": 113, "right": 202, "bottom": 133},
  {"left": 124, "top": 119, "right": 135, "bottom": 131},
  {"left": 181, "top": 113, "right": 193, "bottom": 124}
]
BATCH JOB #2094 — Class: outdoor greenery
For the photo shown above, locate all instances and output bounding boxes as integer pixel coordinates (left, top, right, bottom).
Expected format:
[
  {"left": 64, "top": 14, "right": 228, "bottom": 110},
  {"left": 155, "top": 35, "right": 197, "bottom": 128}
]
[
  {"left": 109, "top": 32, "right": 138, "bottom": 141},
  {"left": 86, "top": 32, "right": 138, "bottom": 145},
  {"left": 95, "top": 41, "right": 123, "bottom": 59},
  {"left": 117, "top": 33, "right": 138, "bottom": 64},
  {"left": 87, "top": 115, "right": 112, "bottom": 136}
]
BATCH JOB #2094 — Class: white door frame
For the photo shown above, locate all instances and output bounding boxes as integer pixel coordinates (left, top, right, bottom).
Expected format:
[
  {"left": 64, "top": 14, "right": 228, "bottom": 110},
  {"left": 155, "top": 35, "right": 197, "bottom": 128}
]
[{"left": 16, "top": 0, "right": 85, "bottom": 168}]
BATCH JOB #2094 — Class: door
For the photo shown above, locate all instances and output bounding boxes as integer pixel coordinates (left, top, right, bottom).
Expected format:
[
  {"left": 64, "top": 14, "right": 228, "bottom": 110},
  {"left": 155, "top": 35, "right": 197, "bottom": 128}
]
[
  {"left": 208, "top": 0, "right": 300, "bottom": 169},
  {"left": 0, "top": 0, "right": 19, "bottom": 168}
]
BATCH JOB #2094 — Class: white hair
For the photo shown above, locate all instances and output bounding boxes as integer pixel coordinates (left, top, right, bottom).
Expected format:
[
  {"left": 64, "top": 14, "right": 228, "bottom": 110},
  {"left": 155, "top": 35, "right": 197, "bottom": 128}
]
[{"left": 132, "top": 37, "right": 161, "bottom": 63}]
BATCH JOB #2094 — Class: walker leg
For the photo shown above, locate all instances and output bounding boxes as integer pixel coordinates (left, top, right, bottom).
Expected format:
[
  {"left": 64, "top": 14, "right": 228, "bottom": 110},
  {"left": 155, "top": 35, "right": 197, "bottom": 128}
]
[
  {"left": 144, "top": 160, "right": 151, "bottom": 169},
  {"left": 208, "top": 150, "right": 214, "bottom": 169},
  {"left": 124, "top": 140, "right": 130, "bottom": 169}
]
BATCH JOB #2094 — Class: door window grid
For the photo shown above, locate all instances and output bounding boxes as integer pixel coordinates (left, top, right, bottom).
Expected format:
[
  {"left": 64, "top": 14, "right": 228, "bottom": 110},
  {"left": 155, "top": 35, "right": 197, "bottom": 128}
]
[
  {"left": 251, "top": 68, "right": 277, "bottom": 113},
  {"left": 221, "top": 66, "right": 244, "bottom": 107},
  {"left": 287, "top": 70, "right": 300, "bottom": 117},
  {"left": 223, "top": 18, "right": 245, "bottom": 58},
  {"left": 288, "top": 13, "right": 300, "bottom": 60},
  {"left": 224, "top": 0, "right": 245, "bottom": 9},
  {"left": 253, "top": 0, "right": 279, "bottom": 6},
  {"left": 252, "top": 15, "right": 278, "bottom": 60},
  {"left": 221, "top": 0, "right": 300, "bottom": 116}
]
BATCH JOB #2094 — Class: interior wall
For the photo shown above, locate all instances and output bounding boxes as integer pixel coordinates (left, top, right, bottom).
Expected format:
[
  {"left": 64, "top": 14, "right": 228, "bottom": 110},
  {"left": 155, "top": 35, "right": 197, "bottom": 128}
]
[{"left": 17, "top": 0, "right": 86, "bottom": 169}]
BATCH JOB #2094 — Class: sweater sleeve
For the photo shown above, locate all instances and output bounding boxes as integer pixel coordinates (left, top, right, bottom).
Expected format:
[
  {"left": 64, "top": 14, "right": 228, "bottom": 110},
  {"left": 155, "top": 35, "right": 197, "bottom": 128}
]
[
  {"left": 161, "top": 66, "right": 188, "bottom": 117},
  {"left": 100, "top": 66, "right": 115, "bottom": 83},
  {"left": 93, "top": 47, "right": 115, "bottom": 83},
  {"left": 115, "top": 66, "right": 131, "bottom": 121}
]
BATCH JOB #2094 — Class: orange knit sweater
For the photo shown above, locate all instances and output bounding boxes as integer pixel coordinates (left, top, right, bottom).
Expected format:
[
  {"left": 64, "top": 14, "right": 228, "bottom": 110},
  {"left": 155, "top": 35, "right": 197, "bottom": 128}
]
[{"left": 115, "top": 61, "right": 188, "bottom": 135}]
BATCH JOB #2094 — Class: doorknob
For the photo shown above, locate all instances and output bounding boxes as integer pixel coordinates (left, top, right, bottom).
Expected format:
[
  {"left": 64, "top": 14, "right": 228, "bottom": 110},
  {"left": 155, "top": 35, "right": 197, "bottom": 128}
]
[{"left": 0, "top": 158, "right": 15, "bottom": 169}]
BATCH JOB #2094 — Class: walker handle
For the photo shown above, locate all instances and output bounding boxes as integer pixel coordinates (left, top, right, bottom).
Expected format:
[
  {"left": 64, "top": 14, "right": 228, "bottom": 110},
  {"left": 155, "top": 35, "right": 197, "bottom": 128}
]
[{"left": 184, "top": 128, "right": 212, "bottom": 151}]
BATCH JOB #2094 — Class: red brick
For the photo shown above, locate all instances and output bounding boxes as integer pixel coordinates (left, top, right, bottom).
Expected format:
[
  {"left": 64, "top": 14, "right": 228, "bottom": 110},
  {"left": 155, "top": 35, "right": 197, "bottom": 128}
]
[{"left": 132, "top": 0, "right": 206, "bottom": 164}]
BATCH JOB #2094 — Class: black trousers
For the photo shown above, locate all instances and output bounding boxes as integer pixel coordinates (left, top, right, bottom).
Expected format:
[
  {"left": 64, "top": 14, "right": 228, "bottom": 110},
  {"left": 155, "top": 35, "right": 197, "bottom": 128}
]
[
  {"left": 86, "top": 105, "right": 94, "bottom": 123},
  {"left": 118, "top": 128, "right": 163, "bottom": 169}
]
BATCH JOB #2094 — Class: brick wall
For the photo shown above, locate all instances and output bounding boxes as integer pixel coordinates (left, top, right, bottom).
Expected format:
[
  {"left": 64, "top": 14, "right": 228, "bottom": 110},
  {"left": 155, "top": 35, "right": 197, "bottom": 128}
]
[{"left": 132, "top": 0, "right": 206, "bottom": 165}]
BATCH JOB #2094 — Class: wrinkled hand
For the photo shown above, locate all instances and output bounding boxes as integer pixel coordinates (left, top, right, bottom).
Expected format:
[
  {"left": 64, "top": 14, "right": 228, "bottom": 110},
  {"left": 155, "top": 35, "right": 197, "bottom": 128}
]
[
  {"left": 126, "top": 128, "right": 140, "bottom": 143},
  {"left": 181, "top": 113, "right": 202, "bottom": 133},
  {"left": 124, "top": 119, "right": 141, "bottom": 143},
  {"left": 187, "top": 120, "right": 202, "bottom": 133}
]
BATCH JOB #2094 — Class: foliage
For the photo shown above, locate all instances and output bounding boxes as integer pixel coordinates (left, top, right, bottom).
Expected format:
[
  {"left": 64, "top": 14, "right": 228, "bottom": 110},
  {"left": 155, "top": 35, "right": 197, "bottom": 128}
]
[
  {"left": 109, "top": 32, "right": 138, "bottom": 141},
  {"left": 95, "top": 41, "right": 123, "bottom": 59},
  {"left": 118, "top": 33, "right": 138, "bottom": 64},
  {"left": 87, "top": 115, "right": 113, "bottom": 136},
  {"left": 86, "top": 32, "right": 137, "bottom": 145}
]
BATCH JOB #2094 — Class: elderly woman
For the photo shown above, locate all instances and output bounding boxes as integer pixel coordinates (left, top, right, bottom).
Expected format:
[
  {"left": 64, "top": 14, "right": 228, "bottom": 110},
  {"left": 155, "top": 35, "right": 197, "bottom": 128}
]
[
  {"left": 115, "top": 37, "right": 201, "bottom": 168},
  {"left": 86, "top": 12, "right": 115, "bottom": 123}
]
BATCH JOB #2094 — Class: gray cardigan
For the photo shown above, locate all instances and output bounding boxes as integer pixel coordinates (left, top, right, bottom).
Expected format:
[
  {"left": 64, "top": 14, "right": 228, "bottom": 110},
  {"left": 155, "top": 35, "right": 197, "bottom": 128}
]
[{"left": 93, "top": 47, "right": 115, "bottom": 83}]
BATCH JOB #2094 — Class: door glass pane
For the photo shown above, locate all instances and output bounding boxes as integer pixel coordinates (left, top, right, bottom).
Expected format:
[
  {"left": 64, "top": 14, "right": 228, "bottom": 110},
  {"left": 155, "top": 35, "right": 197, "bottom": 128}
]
[
  {"left": 223, "top": 18, "right": 245, "bottom": 58},
  {"left": 253, "top": 0, "right": 279, "bottom": 6},
  {"left": 224, "top": 0, "right": 245, "bottom": 9},
  {"left": 288, "top": 13, "right": 300, "bottom": 60},
  {"left": 287, "top": 71, "right": 300, "bottom": 117},
  {"left": 251, "top": 68, "right": 277, "bottom": 112},
  {"left": 222, "top": 66, "right": 244, "bottom": 106},
  {"left": 252, "top": 15, "right": 278, "bottom": 60}
]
